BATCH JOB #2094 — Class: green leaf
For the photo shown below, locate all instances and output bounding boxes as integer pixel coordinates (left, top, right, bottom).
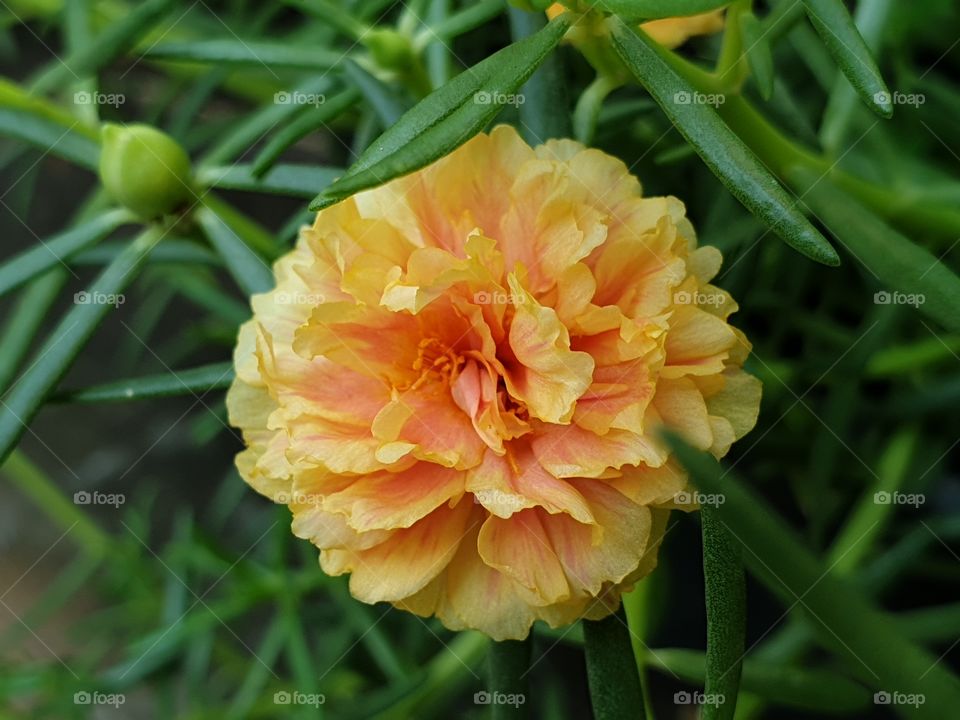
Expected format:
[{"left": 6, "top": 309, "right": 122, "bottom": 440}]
[
  {"left": 608, "top": 18, "right": 839, "bottom": 266},
  {"left": 0, "top": 226, "right": 161, "bottom": 466},
  {"left": 0, "top": 78, "right": 100, "bottom": 169},
  {"left": 343, "top": 58, "right": 407, "bottom": 126},
  {"left": 590, "top": 0, "right": 732, "bottom": 21},
  {"left": 0, "top": 270, "right": 67, "bottom": 393},
  {"left": 196, "top": 163, "right": 342, "bottom": 197},
  {"left": 250, "top": 88, "right": 360, "bottom": 177},
  {"left": 667, "top": 434, "right": 960, "bottom": 720},
  {"left": 739, "top": 11, "right": 774, "bottom": 100},
  {"left": 53, "top": 361, "right": 233, "bottom": 403},
  {"left": 584, "top": 610, "right": 646, "bottom": 720},
  {"left": 0, "top": 209, "right": 132, "bottom": 299},
  {"left": 701, "top": 506, "right": 745, "bottom": 719},
  {"left": 508, "top": 5, "right": 572, "bottom": 142},
  {"left": 788, "top": 166, "right": 960, "bottom": 333},
  {"left": 142, "top": 39, "right": 342, "bottom": 70},
  {"left": 199, "top": 77, "right": 333, "bottom": 166},
  {"left": 30, "top": 0, "right": 177, "bottom": 93},
  {"left": 309, "top": 14, "right": 571, "bottom": 210},
  {"left": 646, "top": 648, "right": 871, "bottom": 714},
  {"left": 800, "top": 0, "right": 892, "bottom": 117},
  {"left": 196, "top": 206, "right": 273, "bottom": 296}
]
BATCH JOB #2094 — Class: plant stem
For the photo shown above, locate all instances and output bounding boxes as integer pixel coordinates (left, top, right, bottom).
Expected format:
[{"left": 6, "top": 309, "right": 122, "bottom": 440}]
[
  {"left": 488, "top": 638, "right": 532, "bottom": 719},
  {"left": 584, "top": 608, "right": 646, "bottom": 720}
]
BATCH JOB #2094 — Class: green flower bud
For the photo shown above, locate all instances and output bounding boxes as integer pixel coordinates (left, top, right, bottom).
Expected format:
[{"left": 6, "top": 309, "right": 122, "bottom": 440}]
[
  {"left": 99, "top": 123, "right": 194, "bottom": 220},
  {"left": 364, "top": 28, "right": 416, "bottom": 71}
]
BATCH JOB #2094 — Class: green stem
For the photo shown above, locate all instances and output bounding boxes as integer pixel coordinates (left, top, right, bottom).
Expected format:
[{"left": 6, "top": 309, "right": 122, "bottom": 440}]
[
  {"left": 584, "top": 608, "right": 646, "bottom": 720},
  {"left": 487, "top": 638, "right": 532, "bottom": 719}
]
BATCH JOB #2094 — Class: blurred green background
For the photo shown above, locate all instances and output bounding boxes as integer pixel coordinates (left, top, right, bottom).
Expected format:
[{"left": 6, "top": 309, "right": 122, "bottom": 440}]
[{"left": 1, "top": 0, "right": 959, "bottom": 718}]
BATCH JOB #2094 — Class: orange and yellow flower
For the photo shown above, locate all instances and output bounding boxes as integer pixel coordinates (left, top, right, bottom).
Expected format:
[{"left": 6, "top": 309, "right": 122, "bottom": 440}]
[{"left": 228, "top": 125, "right": 760, "bottom": 640}]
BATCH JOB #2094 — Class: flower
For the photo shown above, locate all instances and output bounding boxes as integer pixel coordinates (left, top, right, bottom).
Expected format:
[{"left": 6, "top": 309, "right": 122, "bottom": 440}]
[
  {"left": 228, "top": 125, "right": 761, "bottom": 640},
  {"left": 546, "top": 3, "right": 725, "bottom": 49}
]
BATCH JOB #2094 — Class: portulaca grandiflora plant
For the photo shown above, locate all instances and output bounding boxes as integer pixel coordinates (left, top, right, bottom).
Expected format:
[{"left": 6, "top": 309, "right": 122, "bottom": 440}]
[{"left": 1, "top": 0, "right": 959, "bottom": 718}]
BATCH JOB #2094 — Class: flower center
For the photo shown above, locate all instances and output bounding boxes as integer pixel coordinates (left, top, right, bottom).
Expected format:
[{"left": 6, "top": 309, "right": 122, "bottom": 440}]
[{"left": 409, "top": 337, "right": 463, "bottom": 389}]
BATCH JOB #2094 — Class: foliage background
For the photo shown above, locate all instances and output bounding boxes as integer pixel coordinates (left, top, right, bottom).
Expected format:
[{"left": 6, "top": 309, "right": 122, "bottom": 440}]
[{"left": 0, "top": 0, "right": 959, "bottom": 718}]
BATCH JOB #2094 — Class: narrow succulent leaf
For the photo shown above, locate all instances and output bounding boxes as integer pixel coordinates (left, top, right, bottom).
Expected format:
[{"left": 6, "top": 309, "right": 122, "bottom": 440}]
[
  {"left": 342, "top": 59, "right": 407, "bottom": 126},
  {"left": 309, "top": 15, "right": 570, "bottom": 210},
  {"left": 142, "top": 39, "right": 342, "bottom": 70},
  {"left": 196, "top": 207, "right": 273, "bottom": 296},
  {"left": 196, "top": 163, "right": 342, "bottom": 197},
  {"left": 739, "top": 11, "right": 774, "bottom": 100},
  {"left": 609, "top": 18, "right": 839, "bottom": 266},
  {"left": 53, "top": 362, "right": 234, "bottom": 403},
  {"left": 0, "top": 227, "right": 162, "bottom": 465},
  {"left": 800, "top": 0, "right": 893, "bottom": 117},
  {"left": 646, "top": 648, "right": 871, "bottom": 714},
  {"left": 789, "top": 167, "right": 960, "bottom": 334},
  {"left": 30, "top": 0, "right": 177, "bottom": 92},
  {"left": 251, "top": 88, "right": 360, "bottom": 177},
  {"left": 667, "top": 434, "right": 960, "bottom": 720},
  {"left": 0, "top": 209, "right": 133, "bottom": 298}
]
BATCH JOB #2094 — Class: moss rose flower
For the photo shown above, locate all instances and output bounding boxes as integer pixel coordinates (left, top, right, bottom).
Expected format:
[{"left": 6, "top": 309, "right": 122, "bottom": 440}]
[{"left": 228, "top": 125, "right": 761, "bottom": 640}]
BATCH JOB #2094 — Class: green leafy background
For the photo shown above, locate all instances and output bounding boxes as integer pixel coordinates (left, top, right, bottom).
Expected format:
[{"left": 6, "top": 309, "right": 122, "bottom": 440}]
[{"left": 1, "top": 0, "right": 959, "bottom": 718}]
